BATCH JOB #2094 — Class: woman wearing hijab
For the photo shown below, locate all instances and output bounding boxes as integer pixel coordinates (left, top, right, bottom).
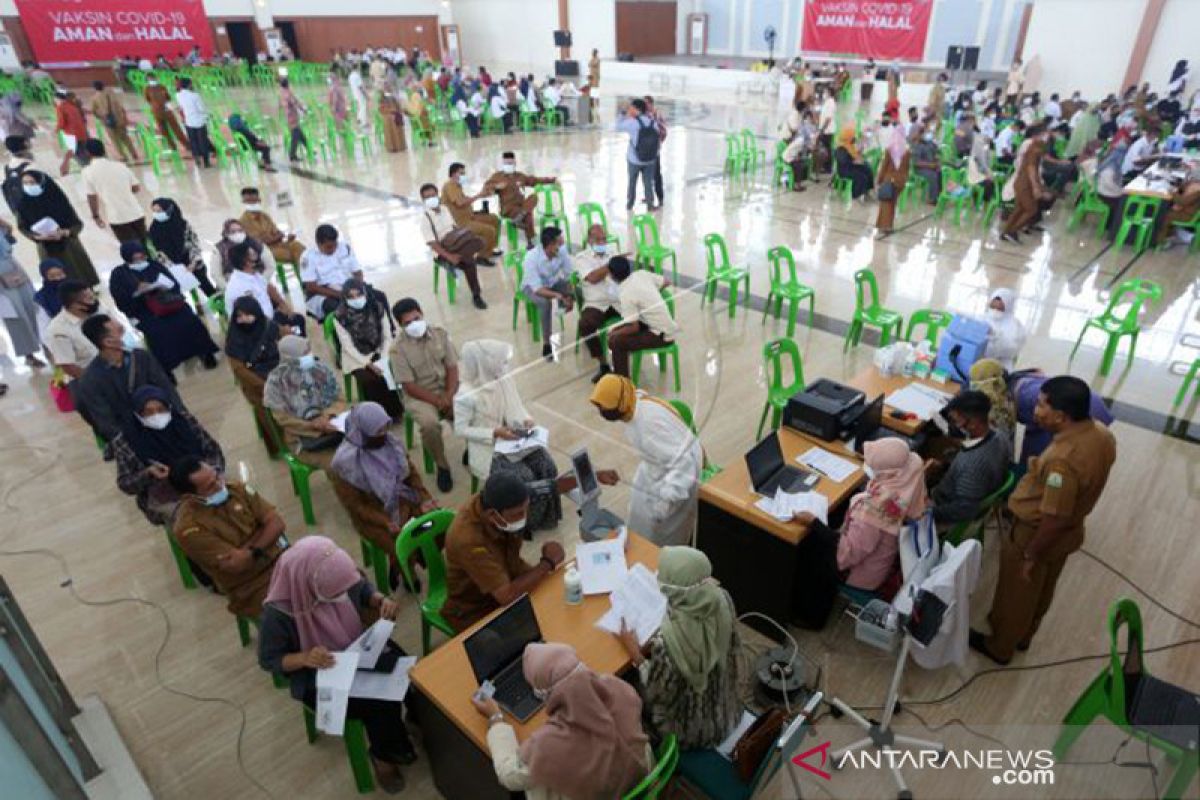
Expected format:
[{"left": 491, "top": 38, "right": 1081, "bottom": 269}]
[
  {"left": 227, "top": 114, "right": 274, "bottom": 171},
  {"left": 968, "top": 359, "right": 1017, "bottom": 443},
  {"left": 983, "top": 288, "right": 1027, "bottom": 371},
  {"left": 404, "top": 86, "right": 433, "bottom": 138},
  {"left": 32, "top": 258, "right": 67, "bottom": 317},
  {"left": 612, "top": 546, "right": 742, "bottom": 750},
  {"left": 329, "top": 402, "right": 436, "bottom": 582},
  {"left": 454, "top": 339, "right": 561, "bottom": 531},
  {"left": 1093, "top": 139, "right": 1128, "bottom": 238},
  {"left": 263, "top": 335, "right": 348, "bottom": 471},
  {"left": 487, "top": 84, "right": 513, "bottom": 133},
  {"left": 967, "top": 131, "right": 996, "bottom": 204},
  {"left": 15, "top": 169, "right": 97, "bottom": 286},
  {"left": 833, "top": 126, "right": 874, "bottom": 200},
  {"left": 472, "top": 642, "right": 651, "bottom": 800},
  {"left": 332, "top": 278, "right": 401, "bottom": 418},
  {"left": 148, "top": 197, "right": 217, "bottom": 297},
  {"left": 257, "top": 536, "right": 415, "bottom": 794},
  {"left": 327, "top": 73, "right": 349, "bottom": 126},
  {"left": 453, "top": 84, "right": 481, "bottom": 138},
  {"left": 212, "top": 218, "right": 277, "bottom": 279},
  {"left": 378, "top": 89, "right": 407, "bottom": 153},
  {"left": 225, "top": 296, "right": 284, "bottom": 456},
  {"left": 874, "top": 120, "right": 909, "bottom": 237},
  {"left": 0, "top": 219, "right": 45, "bottom": 367},
  {"left": 109, "top": 241, "right": 219, "bottom": 373},
  {"left": 224, "top": 240, "right": 303, "bottom": 335},
  {"left": 113, "top": 385, "right": 223, "bottom": 525},
  {"left": 0, "top": 92, "right": 36, "bottom": 141}
]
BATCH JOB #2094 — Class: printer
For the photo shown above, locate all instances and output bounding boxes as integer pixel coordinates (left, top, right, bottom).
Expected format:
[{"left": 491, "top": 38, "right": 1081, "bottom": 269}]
[{"left": 783, "top": 379, "right": 866, "bottom": 441}]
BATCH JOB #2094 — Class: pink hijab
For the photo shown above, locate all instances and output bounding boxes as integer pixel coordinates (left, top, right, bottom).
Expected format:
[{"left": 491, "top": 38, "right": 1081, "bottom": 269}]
[
  {"left": 519, "top": 643, "right": 649, "bottom": 800},
  {"left": 886, "top": 124, "right": 908, "bottom": 169},
  {"left": 849, "top": 439, "right": 928, "bottom": 535},
  {"left": 263, "top": 536, "right": 364, "bottom": 651}
]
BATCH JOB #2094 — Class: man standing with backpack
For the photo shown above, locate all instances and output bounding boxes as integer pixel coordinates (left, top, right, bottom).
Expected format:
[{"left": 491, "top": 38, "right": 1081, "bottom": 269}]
[
  {"left": 644, "top": 96, "right": 667, "bottom": 206},
  {"left": 617, "top": 99, "right": 660, "bottom": 211}
]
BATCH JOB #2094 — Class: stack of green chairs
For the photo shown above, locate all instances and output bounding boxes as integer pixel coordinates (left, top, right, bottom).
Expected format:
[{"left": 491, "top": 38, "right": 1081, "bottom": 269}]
[
  {"left": 394, "top": 509, "right": 457, "bottom": 655},
  {"left": 536, "top": 184, "right": 572, "bottom": 249},
  {"left": 933, "top": 167, "right": 971, "bottom": 225},
  {"left": 756, "top": 338, "right": 806, "bottom": 439},
  {"left": 1113, "top": 196, "right": 1162, "bottom": 254},
  {"left": 1069, "top": 278, "right": 1162, "bottom": 376},
  {"left": 724, "top": 133, "right": 745, "bottom": 173},
  {"left": 577, "top": 202, "right": 622, "bottom": 251},
  {"left": 762, "top": 245, "right": 815, "bottom": 337},
  {"left": 843, "top": 268, "right": 903, "bottom": 351},
  {"left": 904, "top": 309, "right": 953, "bottom": 347},
  {"left": 700, "top": 233, "right": 750, "bottom": 318},
  {"left": 1067, "top": 181, "right": 1112, "bottom": 237},
  {"left": 632, "top": 214, "right": 678, "bottom": 283},
  {"left": 739, "top": 129, "right": 765, "bottom": 171}
]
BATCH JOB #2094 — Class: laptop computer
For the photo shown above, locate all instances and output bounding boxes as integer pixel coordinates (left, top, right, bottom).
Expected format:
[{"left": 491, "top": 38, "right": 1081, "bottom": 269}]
[
  {"left": 745, "top": 434, "right": 819, "bottom": 496},
  {"left": 463, "top": 594, "right": 544, "bottom": 722},
  {"left": 850, "top": 395, "right": 915, "bottom": 454}
]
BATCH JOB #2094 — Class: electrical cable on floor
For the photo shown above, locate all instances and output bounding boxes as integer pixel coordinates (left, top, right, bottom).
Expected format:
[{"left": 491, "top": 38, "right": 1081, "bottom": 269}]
[
  {"left": 0, "top": 446, "right": 274, "bottom": 799},
  {"left": 1079, "top": 547, "right": 1200, "bottom": 629}
]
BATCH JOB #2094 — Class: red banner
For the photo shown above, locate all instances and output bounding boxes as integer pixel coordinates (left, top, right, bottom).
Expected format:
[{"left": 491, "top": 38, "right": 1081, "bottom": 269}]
[
  {"left": 801, "top": 0, "right": 933, "bottom": 62},
  {"left": 14, "top": 0, "right": 214, "bottom": 65}
]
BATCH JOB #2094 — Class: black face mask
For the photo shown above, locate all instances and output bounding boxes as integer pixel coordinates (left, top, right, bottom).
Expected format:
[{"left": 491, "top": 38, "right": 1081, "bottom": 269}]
[
  {"left": 363, "top": 434, "right": 388, "bottom": 450},
  {"left": 236, "top": 319, "right": 256, "bottom": 329},
  {"left": 81, "top": 299, "right": 100, "bottom": 314},
  {"left": 600, "top": 409, "right": 623, "bottom": 422}
]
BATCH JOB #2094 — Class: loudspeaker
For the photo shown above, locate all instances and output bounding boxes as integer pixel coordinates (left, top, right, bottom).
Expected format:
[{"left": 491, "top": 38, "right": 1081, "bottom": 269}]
[
  {"left": 945, "top": 45, "right": 963, "bottom": 71},
  {"left": 617, "top": 52, "right": 634, "bottom": 62},
  {"left": 553, "top": 30, "right": 572, "bottom": 47},
  {"left": 554, "top": 60, "right": 579, "bottom": 77},
  {"left": 963, "top": 46, "right": 980, "bottom": 71}
]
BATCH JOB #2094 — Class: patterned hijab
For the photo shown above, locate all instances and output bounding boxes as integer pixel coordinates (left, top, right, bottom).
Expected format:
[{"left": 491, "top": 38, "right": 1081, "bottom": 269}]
[
  {"left": 849, "top": 439, "right": 928, "bottom": 535},
  {"left": 263, "top": 335, "right": 340, "bottom": 418},
  {"left": 330, "top": 402, "right": 419, "bottom": 522},
  {"left": 657, "top": 546, "right": 733, "bottom": 693},
  {"left": 334, "top": 278, "right": 389, "bottom": 354},
  {"left": 969, "top": 358, "right": 1017, "bottom": 433}
]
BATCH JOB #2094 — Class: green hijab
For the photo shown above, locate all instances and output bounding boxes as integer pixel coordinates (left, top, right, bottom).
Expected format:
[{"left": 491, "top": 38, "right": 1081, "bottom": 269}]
[{"left": 657, "top": 546, "right": 733, "bottom": 693}]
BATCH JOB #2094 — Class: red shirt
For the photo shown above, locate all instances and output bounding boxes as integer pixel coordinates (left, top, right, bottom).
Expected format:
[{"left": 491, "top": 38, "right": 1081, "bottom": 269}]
[{"left": 56, "top": 100, "right": 87, "bottom": 139}]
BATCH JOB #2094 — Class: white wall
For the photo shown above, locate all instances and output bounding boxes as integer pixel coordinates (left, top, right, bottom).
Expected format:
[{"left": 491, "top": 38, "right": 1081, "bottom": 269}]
[
  {"left": 1023, "top": 0, "right": 1144, "bottom": 98},
  {"left": 1141, "top": 0, "right": 1199, "bottom": 96},
  {"left": 451, "top": 0, "right": 557, "bottom": 75},
  {"left": 202, "top": 0, "right": 452, "bottom": 19},
  {"left": 571, "top": 0, "right": 616, "bottom": 65}
]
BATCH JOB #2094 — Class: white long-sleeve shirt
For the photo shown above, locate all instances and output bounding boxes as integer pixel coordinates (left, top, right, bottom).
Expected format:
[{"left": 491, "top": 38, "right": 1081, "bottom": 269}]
[
  {"left": 175, "top": 89, "right": 207, "bottom": 128},
  {"left": 623, "top": 396, "right": 702, "bottom": 547}
]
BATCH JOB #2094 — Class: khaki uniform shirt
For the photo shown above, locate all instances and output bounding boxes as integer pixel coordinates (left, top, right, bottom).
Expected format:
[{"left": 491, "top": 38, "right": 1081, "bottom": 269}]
[
  {"left": 239, "top": 210, "right": 284, "bottom": 246},
  {"left": 1008, "top": 420, "right": 1116, "bottom": 559},
  {"left": 45, "top": 310, "right": 98, "bottom": 374},
  {"left": 443, "top": 495, "right": 535, "bottom": 632},
  {"left": 440, "top": 179, "right": 476, "bottom": 227},
  {"left": 90, "top": 88, "right": 128, "bottom": 127},
  {"left": 392, "top": 325, "right": 456, "bottom": 394},
  {"left": 482, "top": 170, "right": 546, "bottom": 218},
  {"left": 174, "top": 482, "right": 284, "bottom": 616}
]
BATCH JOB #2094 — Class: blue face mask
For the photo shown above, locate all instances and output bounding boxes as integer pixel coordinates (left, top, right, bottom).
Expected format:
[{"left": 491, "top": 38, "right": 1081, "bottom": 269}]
[
  {"left": 297, "top": 353, "right": 316, "bottom": 369},
  {"left": 205, "top": 485, "right": 230, "bottom": 506},
  {"left": 593, "top": 243, "right": 607, "bottom": 255}
]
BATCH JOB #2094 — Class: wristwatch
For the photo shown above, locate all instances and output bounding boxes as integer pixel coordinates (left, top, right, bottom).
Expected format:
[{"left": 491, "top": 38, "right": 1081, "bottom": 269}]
[{"left": 487, "top": 711, "right": 504, "bottom": 727}]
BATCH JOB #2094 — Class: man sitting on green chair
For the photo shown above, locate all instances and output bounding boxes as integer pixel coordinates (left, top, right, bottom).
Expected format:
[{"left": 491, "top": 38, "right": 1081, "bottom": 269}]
[
  {"left": 925, "top": 390, "right": 1012, "bottom": 528},
  {"left": 606, "top": 256, "right": 677, "bottom": 379}
]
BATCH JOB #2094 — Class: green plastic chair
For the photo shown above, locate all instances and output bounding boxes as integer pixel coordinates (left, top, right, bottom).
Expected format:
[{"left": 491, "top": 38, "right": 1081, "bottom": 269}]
[
  {"left": 843, "top": 269, "right": 904, "bottom": 351},
  {"left": 1053, "top": 599, "right": 1199, "bottom": 800},
  {"left": 1113, "top": 196, "right": 1161, "bottom": 254},
  {"left": 163, "top": 524, "right": 197, "bottom": 589},
  {"left": 394, "top": 509, "right": 456, "bottom": 655},
  {"left": 772, "top": 141, "right": 793, "bottom": 189},
  {"left": 630, "top": 290, "right": 681, "bottom": 393},
  {"left": 904, "top": 309, "right": 953, "bottom": 347},
  {"left": 1162, "top": 209, "right": 1200, "bottom": 253},
  {"left": 536, "top": 184, "right": 572, "bottom": 249},
  {"left": 739, "top": 129, "right": 765, "bottom": 172},
  {"left": 933, "top": 167, "right": 971, "bottom": 225},
  {"left": 500, "top": 216, "right": 522, "bottom": 251},
  {"left": 942, "top": 469, "right": 1017, "bottom": 546},
  {"left": 1068, "top": 181, "right": 1112, "bottom": 237},
  {"left": 262, "top": 408, "right": 319, "bottom": 525},
  {"left": 302, "top": 706, "right": 374, "bottom": 793},
  {"left": 668, "top": 400, "right": 722, "bottom": 483},
  {"left": 433, "top": 257, "right": 458, "bottom": 305},
  {"left": 830, "top": 158, "right": 854, "bottom": 204},
  {"left": 756, "top": 339, "right": 806, "bottom": 440},
  {"left": 970, "top": 182, "right": 1001, "bottom": 226},
  {"left": 322, "top": 314, "right": 355, "bottom": 402},
  {"left": 576, "top": 202, "right": 622, "bottom": 251},
  {"left": 623, "top": 734, "right": 679, "bottom": 800},
  {"left": 899, "top": 169, "right": 928, "bottom": 212},
  {"left": 632, "top": 215, "right": 678, "bottom": 283},
  {"left": 1174, "top": 358, "right": 1200, "bottom": 406},
  {"left": 763, "top": 245, "right": 815, "bottom": 337},
  {"left": 1069, "top": 278, "right": 1162, "bottom": 376},
  {"left": 724, "top": 133, "right": 745, "bottom": 173},
  {"left": 701, "top": 233, "right": 751, "bottom": 318}
]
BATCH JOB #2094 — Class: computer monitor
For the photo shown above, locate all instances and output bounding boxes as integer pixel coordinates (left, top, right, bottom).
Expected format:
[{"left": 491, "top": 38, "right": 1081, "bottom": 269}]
[
  {"left": 745, "top": 435, "right": 785, "bottom": 493},
  {"left": 463, "top": 594, "right": 542, "bottom": 683},
  {"left": 851, "top": 395, "right": 884, "bottom": 454},
  {"left": 571, "top": 447, "right": 600, "bottom": 504}
]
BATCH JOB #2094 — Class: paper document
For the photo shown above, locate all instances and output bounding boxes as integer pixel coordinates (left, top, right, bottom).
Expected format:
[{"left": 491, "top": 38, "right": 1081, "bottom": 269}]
[
  {"left": 885, "top": 384, "right": 954, "bottom": 421},
  {"left": 595, "top": 563, "right": 667, "bottom": 645},
  {"left": 347, "top": 619, "right": 394, "bottom": 670},
  {"left": 153, "top": 273, "right": 175, "bottom": 290},
  {"left": 315, "top": 651, "right": 360, "bottom": 735},
  {"left": 166, "top": 263, "right": 200, "bottom": 293},
  {"left": 755, "top": 488, "right": 829, "bottom": 523},
  {"left": 380, "top": 357, "right": 397, "bottom": 391},
  {"left": 350, "top": 655, "right": 417, "bottom": 703},
  {"left": 30, "top": 217, "right": 60, "bottom": 236},
  {"left": 575, "top": 538, "right": 628, "bottom": 595},
  {"left": 716, "top": 710, "right": 758, "bottom": 760},
  {"left": 494, "top": 425, "right": 549, "bottom": 455},
  {"left": 329, "top": 410, "right": 350, "bottom": 433},
  {"left": 797, "top": 447, "right": 859, "bottom": 483}
]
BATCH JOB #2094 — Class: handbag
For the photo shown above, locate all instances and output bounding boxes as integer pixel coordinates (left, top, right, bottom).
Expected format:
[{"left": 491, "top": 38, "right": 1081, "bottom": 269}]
[
  {"left": 731, "top": 707, "right": 787, "bottom": 782},
  {"left": 877, "top": 180, "right": 897, "bottom": 201},
  {"left": 298, "top": 432, "right": 344, "bottom": 452},
  {"left": 144, "top": 290, "right": 187, "bottom": 316}
]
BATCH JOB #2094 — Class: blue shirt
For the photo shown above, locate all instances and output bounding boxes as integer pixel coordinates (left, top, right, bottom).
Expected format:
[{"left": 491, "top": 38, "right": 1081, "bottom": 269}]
[
  {"left": 616, "top": 114, "right": 655, "bottom": 165},
  {"left": 521, "top": 245, "right": 573, "bottom": 292}
]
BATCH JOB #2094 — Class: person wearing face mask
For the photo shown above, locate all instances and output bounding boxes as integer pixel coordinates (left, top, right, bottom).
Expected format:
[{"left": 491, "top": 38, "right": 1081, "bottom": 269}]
[
  {"left": 15, "top": 169, "right": 98, "bottom": 286},
  {"left": 300, "top": 223, "right": 384, "bottom": 320},
  {"left": 329, "top": 402, "right": 437, "bottom": 587},
  {"left": 983, "top": 288, "right": 1027, "bottom": 370},
  {"left": 418, "top": 182, "right": 488, "bottom": 309},
  {"left": 257, "top": 535, "right": 415, "bottom": 793},
  {"left": 391, "top": 297, "right": 460, "bottom": 492},
  {"left": 108, "top": 241, "right": 219, "bottom": 373},
  {"left": 612, "top": 546, "right": 741, "bottom": 750},
  {"left": 223, "top": 296, "right": 285, "bottom": 455},
  {"left": 79, "top": 139, "right": 145, "bottom": 246},
  {"left": 213, "top": 218, "right": 277, "bottom": 279},
  {"left": 443, "top": 472, "right": 566, "bottom": 632},
  {"left": 440, "top": 162, "right": 500, "bottom": 261},
  {"left": 239, "top": 186, "right": 307, "bottom": 267},
  {"left": 589, "top": 374, "right": 701, "bottom": 547},
  {"left": 148, "top": 197, "right": 216, "bottom": 297},
  {"left": 332, "top": 278, "right": 402, "bottom": 419},
  {"left": 472, "top": 641, "right": 652, "bottom": 799},
  {"left": 924, "top": 391, "right": 1012, "bottom": 527},
  {"left": 481, "top": 152, "right": 556, "bottom": 246},
  {"left": 75, "top": 314, "right": 183, "bottom": 443},
  {"left": 574, "top": 224, "right": 624, "bottom": 381},
  {"left": 968, "top": 359, "right": 1017, "bottom": 443},
  {"left": 403, "top": 85, "right": 433, "bottom": 139},
  {"left": 908, "top": 122, "right": 941, "bottom": 203},
  {"left": 224, "top": 240, "right": 303, "bottom": 335},
  {"left": 972, "top": 376, "right": 1115, "bottom": 665},
  {"left": 263, "top": 335, "right": 349, "bottom": 471},
  {"left": 520, "top": 226, "right": 576, "bottom": 360},
  {"left": 142, "top": 76, "right": 188, "bottom": 154},
  {"left": 112, "top": 385, "right": 223, "bottom": 526},
  {"left": 44, "top": 279, "right": 105, "bottom": 381},
  {"left": 0, "top": 217, "right": 43, "bottom": 368}
]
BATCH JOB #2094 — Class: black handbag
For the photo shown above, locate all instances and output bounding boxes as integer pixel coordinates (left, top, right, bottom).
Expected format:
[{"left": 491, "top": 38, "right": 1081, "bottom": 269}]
[
  {"left": 297, "top": 432, "right": 343, "bottom": 452},
  {"left": 878, "top": 180, "right": 897, "bottom": 201}
]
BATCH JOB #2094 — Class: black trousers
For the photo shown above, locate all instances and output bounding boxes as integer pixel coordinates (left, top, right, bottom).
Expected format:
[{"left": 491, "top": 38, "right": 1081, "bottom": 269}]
[
  {"left": 185, "top": 125, "right": 211, "bottom": 166},
  {"left": 302, "top": 691, "right": 413, "bottom": 764},
  {"left": 352, "top": 366, "right": 405, "bottom": 418},
  {"left": 288, "top": 125, "right": 309, "bottom": 161}
]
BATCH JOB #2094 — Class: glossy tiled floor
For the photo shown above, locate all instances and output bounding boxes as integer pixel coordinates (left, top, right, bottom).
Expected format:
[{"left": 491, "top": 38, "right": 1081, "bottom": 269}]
[{"left": 0, "top": 88, "right": 1197, "bottom": 799}]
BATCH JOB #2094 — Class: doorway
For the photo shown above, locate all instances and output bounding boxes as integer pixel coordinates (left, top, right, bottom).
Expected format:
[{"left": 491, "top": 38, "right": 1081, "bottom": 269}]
[
  {"left": 225, "top": 22, "right": 256, "bottom": 62},
  {"left": 277, "top": 21, "right": 300, "bottom": 59}
]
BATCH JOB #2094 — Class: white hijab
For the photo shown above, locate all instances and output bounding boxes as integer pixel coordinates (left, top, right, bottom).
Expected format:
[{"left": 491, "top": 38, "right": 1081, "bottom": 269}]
[
  {"left": 458, "top": 339, "right": 527, "bottom": 425},
  {"left": 985, "top": 288, "right": 1027, "bottom": 371}
]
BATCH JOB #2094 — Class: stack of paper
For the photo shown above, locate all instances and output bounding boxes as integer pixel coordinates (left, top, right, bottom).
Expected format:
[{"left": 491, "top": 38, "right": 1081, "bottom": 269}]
[
  {"left": 350, "top": 655, "right": 417, "bottom": 703},
  {"left": 315, "top": 651, "right": 360, "bottom": 735},
  {"left": 797, "top": 447, "right": 859, "bottom": 483},
  {"left": 328, "top": 410, "right": 350, "bottom": 433},
  {"left": 755, "top": 488, "right": 829, "bottom": 523},
  {"left": 885, "top": 384, "right": 954, "bottom": 421},
  {"left": 347, "top": 620, "right": 394, "bottom": 669},
  {"left": 166, "top": 263, "right": 201, "bottom": 293},
  {"left": 494, "top": 425, "right": 549, "bottom": 456},
  {"left": 595, "top": 563, "right": 667, "bottom": 645},
  {"left": 30, "top": 217, "right": 60, "bottom": 236},
  {"left": 575, "top": 536, "right": 628, "bottom": 595}
]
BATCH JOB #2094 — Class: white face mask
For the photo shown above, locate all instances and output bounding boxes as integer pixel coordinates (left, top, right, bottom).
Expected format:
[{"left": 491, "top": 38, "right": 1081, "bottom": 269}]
[
  {"left": 22, "top": 183, "right": 43, "bottom": 197},
  {"left": 346, "top": 296, "right": 367, "bottom": 310},
  {"left": 152, "top": 211, "right": 169, "bottom": 223},
  {"left": 404, "top": 319, "right": 427, "bottom": 338},
  {"left": 227, "top": 231, "right": 247, "bottom": 244},
  {"left": 244, "top": 202, "right": 262, "bottom": 212},
  {"left": 988, "top": 307, "right": 1005, "bottom": 320},
  {"left": 130, "top": 260, "right": 149, "bottom": 271},
  {"left": 297, "top": 353, "right": 316, "bottom": 369},
  {"left": 423, "top": 196, "right": 440, "bottom": 210},
  {"left": 592, "top": 243, "right": 607, "bottom": 255},
  {"left": 139, "top": 412, "right": 172, "bottom": 430},
  {"left": 120, "top": 328, "right": 139, "bottom": 351},
  {"left": 455, "top": 174, "right": 466, "bottom": 185},
  {"left": 493, "top": 514, "right": 527, "bottom": 533},
  {"left": 501, "top": 162, "right": 515, "bottom": 173},
  {"left": 863, "top": 465, "right": 876, "bottom": 480}
]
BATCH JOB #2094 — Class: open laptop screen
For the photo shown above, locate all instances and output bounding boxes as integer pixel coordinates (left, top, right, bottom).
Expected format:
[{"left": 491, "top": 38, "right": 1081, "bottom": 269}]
[{"left": 463, "top": 594, "right": 542, "bottom": 683}]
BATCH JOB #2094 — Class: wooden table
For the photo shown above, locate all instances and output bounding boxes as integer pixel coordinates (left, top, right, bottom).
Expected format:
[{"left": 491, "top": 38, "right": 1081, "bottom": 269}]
[
  {"left": 846, "top": 366, "right": 960, "bottom": 437},
  {"left": 696, "top": 427, "right": 864, "bottom": 635},
  {"left": 408, "top": 533, "right": 659, "bottom": 800}
]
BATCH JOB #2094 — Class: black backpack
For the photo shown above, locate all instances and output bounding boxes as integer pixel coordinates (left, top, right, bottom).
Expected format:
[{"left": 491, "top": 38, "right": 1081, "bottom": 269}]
[
  {"left": 2, "top": 162, "right": 29, "bottom": 215},
  {"left": 634, "top": 118, "right": 660, "bottom": 162}
]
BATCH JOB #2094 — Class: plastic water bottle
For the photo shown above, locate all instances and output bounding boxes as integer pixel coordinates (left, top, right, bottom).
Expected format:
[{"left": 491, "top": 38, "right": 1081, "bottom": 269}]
[{"left": 564, "top": 566, "right": 582, "bottom": 605}]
